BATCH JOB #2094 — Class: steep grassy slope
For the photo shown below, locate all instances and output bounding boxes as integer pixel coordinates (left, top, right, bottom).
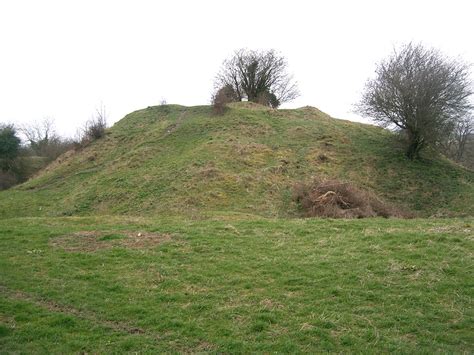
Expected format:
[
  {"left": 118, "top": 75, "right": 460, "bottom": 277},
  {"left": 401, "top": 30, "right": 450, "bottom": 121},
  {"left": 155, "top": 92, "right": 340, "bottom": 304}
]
[{"left": 0, "top": 103, "right": 472, "bottom": 218}]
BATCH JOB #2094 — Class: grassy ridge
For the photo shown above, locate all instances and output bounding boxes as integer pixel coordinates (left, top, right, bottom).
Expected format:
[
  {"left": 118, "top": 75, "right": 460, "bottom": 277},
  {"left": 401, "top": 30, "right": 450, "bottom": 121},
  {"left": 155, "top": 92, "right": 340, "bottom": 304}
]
[
  {"left": 0, "top": 102, "right": 472, "bottom": 218},
  {"left": 0, "top": 216, "right": 472, "bottom": 352}
]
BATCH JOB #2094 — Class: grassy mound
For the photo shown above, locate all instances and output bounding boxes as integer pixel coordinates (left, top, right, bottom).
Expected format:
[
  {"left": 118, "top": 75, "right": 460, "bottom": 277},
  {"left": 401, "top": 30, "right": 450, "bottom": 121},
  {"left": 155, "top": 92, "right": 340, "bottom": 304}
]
[{"left": 0, "top": 103, "right": 472, "bottom": 218}]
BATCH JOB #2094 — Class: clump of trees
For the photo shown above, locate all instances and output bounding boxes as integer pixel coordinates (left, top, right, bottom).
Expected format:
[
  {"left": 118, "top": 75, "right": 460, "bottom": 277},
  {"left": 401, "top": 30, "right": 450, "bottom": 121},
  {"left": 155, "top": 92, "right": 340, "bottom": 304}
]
[
  {"left": 357, "top": 43, "right": 473, "bottom": 160},
  {"left": 0, "top": 107, "right": 108, "bottom": 190},
  {"left": 0, "top": 124, "right": 21, "bottom": 165},
  {"left": 0, "top": 124, "right": 22, "bottom": 189},
  {"left": 213, "top": 49, "right": 299, "bottom": 112}
]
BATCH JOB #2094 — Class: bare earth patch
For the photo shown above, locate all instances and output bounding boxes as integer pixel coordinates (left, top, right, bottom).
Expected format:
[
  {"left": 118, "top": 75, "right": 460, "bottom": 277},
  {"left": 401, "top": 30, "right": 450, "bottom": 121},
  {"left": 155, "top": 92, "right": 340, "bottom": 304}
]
[{"left": 50, "top": 231, "right": 172, "bottom": 252}]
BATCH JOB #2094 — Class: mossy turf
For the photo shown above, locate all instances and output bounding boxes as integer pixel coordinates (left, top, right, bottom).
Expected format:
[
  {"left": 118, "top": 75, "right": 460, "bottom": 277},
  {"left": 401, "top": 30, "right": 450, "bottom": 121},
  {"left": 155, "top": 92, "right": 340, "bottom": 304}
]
[
  {"left": 1, "top": 103, "right": 472, "bottom": 218},
  {"left": 0, "top": 216, "right": 472, "bottom": 353}
]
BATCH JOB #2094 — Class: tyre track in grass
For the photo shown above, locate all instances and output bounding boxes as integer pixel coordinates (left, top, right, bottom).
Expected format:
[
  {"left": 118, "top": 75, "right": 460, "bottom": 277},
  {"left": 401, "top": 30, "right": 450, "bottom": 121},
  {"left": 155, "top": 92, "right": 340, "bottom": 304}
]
[{"left": 0, "top": 284, "right": 158, "bottom": 339}]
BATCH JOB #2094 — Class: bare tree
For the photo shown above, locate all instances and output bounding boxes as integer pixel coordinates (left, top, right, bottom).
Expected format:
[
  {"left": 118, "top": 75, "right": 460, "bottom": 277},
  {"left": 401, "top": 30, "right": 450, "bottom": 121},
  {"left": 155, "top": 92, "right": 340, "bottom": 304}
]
[
  {"left": 214, "top": 49, "right": 299, "bottom": 108},
  {"left": 19, "top": 118, "right": 74, "bottom": 161},
  {"left": 20, "top": 118, "right": 57, "bottom": 153},
  {"left": 460, "top": 133, "right": 474, "bottom": 169},
  {"left": 357, "top": 43, "right": 473, "bottom": 160},
  {"left": 443, "top": 115, "right": 474, "bottom": 162}
]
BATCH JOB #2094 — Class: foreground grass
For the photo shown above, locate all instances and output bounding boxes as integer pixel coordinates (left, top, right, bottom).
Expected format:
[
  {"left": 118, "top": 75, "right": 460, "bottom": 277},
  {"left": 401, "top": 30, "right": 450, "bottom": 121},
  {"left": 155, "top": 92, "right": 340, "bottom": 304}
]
[{"left": 0, "top": 216, "right": 472, "bottom": 353}]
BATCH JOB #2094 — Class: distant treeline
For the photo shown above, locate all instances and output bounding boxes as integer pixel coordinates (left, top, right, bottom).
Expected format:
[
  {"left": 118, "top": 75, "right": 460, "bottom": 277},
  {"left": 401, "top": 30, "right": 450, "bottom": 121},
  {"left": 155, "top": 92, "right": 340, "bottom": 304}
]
[{"left": 0, "top": 108, "right": 107, "bottom": 190}]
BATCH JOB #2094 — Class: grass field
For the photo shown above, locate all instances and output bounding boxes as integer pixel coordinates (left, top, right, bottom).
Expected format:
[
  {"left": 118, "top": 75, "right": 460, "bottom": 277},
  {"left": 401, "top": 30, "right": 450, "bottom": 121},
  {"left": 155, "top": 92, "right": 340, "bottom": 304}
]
[
  {"left": 1, "top": 103, "right": 472, "bottom": 352},
  {"left": 1, "top": 216, "right": 472, "bottom": 353}
]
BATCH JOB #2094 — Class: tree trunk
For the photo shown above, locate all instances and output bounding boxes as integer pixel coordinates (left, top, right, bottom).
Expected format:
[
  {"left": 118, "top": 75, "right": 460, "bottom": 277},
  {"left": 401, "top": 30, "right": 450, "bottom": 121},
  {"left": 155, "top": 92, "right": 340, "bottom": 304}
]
[{"left": 406, "top": 132, "right": 423, "bottom": 160}]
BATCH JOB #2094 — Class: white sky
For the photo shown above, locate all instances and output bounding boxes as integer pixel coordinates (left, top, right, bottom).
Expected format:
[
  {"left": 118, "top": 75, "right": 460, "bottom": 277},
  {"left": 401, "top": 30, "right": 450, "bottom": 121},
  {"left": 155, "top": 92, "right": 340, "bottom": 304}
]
[{"left": 1, "top": 0, "right": 473, "bottom": 137}]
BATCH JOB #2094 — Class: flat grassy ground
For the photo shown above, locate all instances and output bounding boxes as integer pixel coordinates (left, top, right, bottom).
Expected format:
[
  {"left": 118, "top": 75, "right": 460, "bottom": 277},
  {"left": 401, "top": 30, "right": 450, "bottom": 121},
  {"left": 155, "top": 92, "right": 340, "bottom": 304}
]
[{"left": 1, "top": 216, "right": 472, "bottom": 353}]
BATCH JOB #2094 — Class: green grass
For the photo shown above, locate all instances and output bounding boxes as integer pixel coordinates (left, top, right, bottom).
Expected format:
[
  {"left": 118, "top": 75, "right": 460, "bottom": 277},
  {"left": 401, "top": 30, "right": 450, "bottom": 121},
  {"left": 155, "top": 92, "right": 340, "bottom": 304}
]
[
  {"left": 0, "top": 103, "right": 472, "bottom": 218},
  {"left": 0, "top": 216, "right": 473, "bottom": 352},
  {"left": 0, "top": 103, "right": 472, "bottom": 352}
]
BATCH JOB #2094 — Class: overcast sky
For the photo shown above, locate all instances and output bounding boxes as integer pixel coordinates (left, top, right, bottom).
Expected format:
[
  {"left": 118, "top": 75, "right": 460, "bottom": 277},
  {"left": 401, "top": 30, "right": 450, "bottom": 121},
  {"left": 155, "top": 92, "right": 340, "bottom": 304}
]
[{"left": 1, "top": 0, "right": 473, "bottom": 137}]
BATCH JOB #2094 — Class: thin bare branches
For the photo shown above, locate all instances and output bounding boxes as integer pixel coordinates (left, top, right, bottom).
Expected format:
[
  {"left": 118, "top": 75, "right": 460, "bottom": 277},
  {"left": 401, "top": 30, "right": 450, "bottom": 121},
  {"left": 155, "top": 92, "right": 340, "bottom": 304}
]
[
  {"left": 215, "top": 49, "right": 299, "bottom": 108},
  {"left": 357, "top": 43, "right": 473, "bottom": 159}
]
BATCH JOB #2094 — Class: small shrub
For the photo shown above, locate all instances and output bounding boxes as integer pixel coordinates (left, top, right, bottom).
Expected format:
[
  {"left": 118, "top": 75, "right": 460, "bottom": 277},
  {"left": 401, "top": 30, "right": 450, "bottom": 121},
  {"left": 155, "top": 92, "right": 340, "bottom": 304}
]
[
  {"left": 158, "top": 98, "right": 170, "bottom": 114},
  {"left": 84, "top": 117, "right": 106, "bottom": 141},
  {"left": 76, "top": 107, "right": 107, "bottom": 147},
  {"left": 212, "top": 85, "right": 238, "bottom": 115},
  {"left": 292, "top": 179, "right": 404, "bottom": 218},
  {"left": 256, "top": 91, "right": 280, "bottom": 108}
]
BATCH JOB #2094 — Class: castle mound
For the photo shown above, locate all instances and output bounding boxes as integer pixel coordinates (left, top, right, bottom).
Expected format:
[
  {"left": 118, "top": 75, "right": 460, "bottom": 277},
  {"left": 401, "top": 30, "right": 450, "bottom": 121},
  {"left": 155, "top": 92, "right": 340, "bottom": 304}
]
[{"left": 1, "top": 104, "right": 472, "bottom": 218}]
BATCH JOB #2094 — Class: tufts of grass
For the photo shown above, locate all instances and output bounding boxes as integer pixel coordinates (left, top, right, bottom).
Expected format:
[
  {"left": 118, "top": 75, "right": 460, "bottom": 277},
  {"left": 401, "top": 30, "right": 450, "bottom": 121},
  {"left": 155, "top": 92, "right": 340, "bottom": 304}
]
[
  {"left": 0, "top": 103, "right": 472, "bottom": 219},
  {"left": 0, "top": 216, "right": 472, "bottom": 352}
]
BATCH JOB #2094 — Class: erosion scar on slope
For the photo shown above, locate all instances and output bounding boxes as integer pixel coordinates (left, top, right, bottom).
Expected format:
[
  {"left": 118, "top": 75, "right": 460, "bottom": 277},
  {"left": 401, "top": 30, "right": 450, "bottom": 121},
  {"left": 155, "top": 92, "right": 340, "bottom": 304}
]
[{"left": 161, "top": 109, "right": 188, "bottom": 138}]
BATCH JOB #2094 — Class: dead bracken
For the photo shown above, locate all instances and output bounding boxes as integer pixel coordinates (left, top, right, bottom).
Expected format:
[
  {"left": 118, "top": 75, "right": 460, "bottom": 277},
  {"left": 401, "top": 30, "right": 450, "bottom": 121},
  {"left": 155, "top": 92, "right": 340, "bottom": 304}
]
[
  {"left": 50, "top": 230, "right": 172, "bottom": 252},
  {"left": 293, "top": 179, "right": 405, "bottom": 218}
]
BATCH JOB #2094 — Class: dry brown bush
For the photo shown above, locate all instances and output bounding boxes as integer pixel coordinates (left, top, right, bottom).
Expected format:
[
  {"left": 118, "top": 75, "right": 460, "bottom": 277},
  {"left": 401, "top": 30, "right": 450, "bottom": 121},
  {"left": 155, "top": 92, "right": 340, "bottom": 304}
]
[
  {"left": 212, "top": 85, "right": 239, "bottom": 115},
  {"left": 292, "top": 179, "right": 404, "bottom": 218},
  {"left": 74, "top": 106, "right": 108, "bottom": 149}
]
